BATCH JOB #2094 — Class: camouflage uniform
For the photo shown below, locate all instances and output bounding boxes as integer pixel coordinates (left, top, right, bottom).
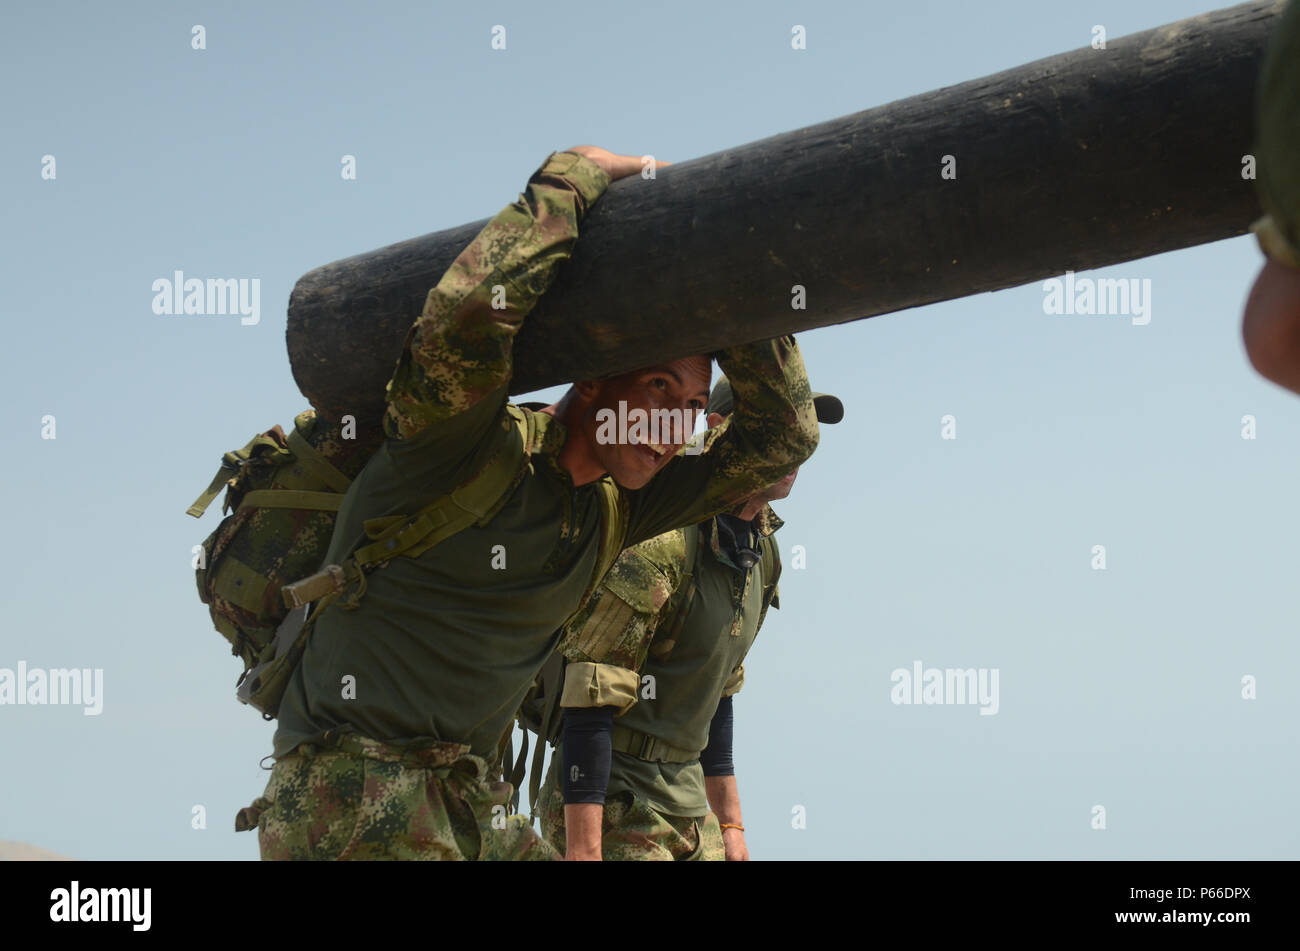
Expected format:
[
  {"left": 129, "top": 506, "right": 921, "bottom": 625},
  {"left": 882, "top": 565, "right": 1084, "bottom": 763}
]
[
  {"left": 536, "top": 763, "right": 726, "bottom": 861},
  {"left": 537, "top": 502, "right": 783, "bottom": 861},
  {"left": 1254, "top": 0, "right": 1300, "bottom": 269},
  {"left": 238, "top": 150, "right": 820, "bottom": 860},
  {"left": 246, "top": 737, "right": 552, "bottom": 861}
]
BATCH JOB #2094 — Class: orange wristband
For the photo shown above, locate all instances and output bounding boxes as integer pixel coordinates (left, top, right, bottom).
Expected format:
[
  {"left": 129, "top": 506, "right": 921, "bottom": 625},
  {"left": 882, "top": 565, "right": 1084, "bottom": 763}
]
[{"left": 720, "top": 823, "right": 744, "bottom": 832}]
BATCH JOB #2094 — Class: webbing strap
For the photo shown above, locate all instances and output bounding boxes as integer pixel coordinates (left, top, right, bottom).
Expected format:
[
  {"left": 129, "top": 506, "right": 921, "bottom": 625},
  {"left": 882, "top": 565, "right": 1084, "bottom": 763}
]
[
  {"left": 188, "top": 427, "right": 289, "bottom": 518},
  {"left": 760, "top": 532, "right": 782, "bottom": 610},
  {"left": 188, "top": 422, "right": 348, "bottom": 520},
  {"left": 282, "top": 408, "right": 534, "bottom": 612},
  {"left": 281, "top": 562, "right": 360, "bottom": 610},
  {"left": 285, "top": 427, "right": 352, "bottom": 493},
  {"left": 350, "top": 417, "right": 529, "bottom": 569},
  {"left": 502, "top": 724, "right": 529, "bottom": 816},
  {"left": 237, "top": 489, "right": 345, "bottom": 513},
  {"left": 526, "top": 720, "right": 549, "bottom": 822},
  {"left": 526, "top": 656, "right": 565, "bottom": 823},
  {"left": 186, "top": 465, "right": 236, "bottom": 518},
  {"left": 610, "top": 724, "right": 698, "bottom": 764}
]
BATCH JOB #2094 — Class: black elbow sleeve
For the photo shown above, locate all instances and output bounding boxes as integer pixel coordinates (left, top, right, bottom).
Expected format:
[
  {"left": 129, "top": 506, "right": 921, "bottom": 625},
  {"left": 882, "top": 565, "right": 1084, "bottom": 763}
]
[
  {"left": 561, "top": 706, "right": 616, "bottom": 805},
  {"left": 700, "top": 695, "right": 735, "bottom": 777}
]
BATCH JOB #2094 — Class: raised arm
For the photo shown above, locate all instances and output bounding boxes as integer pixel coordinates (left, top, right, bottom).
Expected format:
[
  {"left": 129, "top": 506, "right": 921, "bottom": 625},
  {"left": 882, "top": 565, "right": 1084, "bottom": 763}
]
[
  {"left": 624, "top": 336, "right": 819, "bottom": 546},
  {"left": 382, "top": 150, "right": 611, "bottom": 444}
]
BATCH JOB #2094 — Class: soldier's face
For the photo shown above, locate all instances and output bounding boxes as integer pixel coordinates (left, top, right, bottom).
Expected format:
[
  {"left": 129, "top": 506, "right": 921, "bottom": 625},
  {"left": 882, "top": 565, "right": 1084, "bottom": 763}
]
[
  {"left": 581, "top": 355, "right": 711, "bottom": 489},
  {"left": 759, "top": 467, "right": 798, "bottom": 502}
]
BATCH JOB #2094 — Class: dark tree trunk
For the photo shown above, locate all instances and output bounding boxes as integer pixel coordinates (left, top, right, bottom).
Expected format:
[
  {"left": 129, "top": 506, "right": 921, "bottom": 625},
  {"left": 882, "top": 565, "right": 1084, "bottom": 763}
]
[{"left": 288, "top": 1, "right": 1279, "bottom": 427}]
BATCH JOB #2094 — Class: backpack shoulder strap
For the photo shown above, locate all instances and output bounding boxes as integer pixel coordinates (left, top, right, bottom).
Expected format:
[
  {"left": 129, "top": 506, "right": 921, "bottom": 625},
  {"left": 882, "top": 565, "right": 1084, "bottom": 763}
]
[
  {"left": 348, "top": 407, "right": 532, "bottom": 568},
  {"left": 284, "top": 426, "right": 352, "bottom": 493},
  {"left": 760, "top": 533, "right": 781, "bottom": 604},
  {"left": 282, "top": 405, "right": 533, "bottom": 609}
]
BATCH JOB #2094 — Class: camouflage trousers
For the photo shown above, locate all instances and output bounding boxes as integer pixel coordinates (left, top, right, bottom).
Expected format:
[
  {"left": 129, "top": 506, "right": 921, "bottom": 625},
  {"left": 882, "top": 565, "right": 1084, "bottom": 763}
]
[
  {"left": 536, "top": 756, "right": 725, "bottom": 861},
  {"left": 237, "top": 735, "right": 558, "bottom": 861}
]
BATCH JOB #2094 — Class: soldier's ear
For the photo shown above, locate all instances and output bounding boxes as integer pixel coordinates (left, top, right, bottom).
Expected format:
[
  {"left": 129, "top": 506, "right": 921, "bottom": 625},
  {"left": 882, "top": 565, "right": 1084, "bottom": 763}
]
[
  {"left": 571, "top": 379, "right": 601, "bottom": 404},
  {"left": 706, "top": 412, "right": 724, "bottom": 429}
]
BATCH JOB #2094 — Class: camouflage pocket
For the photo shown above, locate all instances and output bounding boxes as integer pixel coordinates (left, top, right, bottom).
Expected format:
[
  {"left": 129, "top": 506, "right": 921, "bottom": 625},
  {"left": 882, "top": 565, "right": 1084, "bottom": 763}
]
[
  {"left": 256, "top": 753, "right": 365, "bottom": 861},
  {"left": 570, "top": 546, "right": 680, "bottom": 669},
  {"left": 685, "top": 813, "right": 725, "bottom": 862},
  {"left": 236, "top": 606, "right": 312, "bottom": 717},
  {"left": 337, "top": 756, "right": 480, "bottom": 860}
]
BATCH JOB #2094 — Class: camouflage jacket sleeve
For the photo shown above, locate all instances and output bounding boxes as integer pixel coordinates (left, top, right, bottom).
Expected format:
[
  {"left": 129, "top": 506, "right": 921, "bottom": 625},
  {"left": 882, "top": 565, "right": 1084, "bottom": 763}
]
[
  {"left": 557, "top": 529, "right": 689, "bottom": 714},
  {"left": 382, "top": 151, "right": 611, "bottom": 444},
  {"left": 622, "top": 335, "right": 819, "bottom": 547},
  {"left": 1255, "top": 0, "right": 1300, "bottom": 270}
]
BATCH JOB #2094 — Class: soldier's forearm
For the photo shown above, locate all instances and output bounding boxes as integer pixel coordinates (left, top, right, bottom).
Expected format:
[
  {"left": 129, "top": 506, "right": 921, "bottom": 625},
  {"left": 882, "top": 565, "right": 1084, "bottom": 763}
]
[
  {"left": 705, "top": 775, "right": 743, "bottom": 828},
  {"left": 564, "top": 804, "right": 604, "bottom": 860},
  {"left": 559, "top": 704, "right": 616, "bottom": 861},
  {"left": 716, "top": 335, "right": 819, "bottom": 482}
]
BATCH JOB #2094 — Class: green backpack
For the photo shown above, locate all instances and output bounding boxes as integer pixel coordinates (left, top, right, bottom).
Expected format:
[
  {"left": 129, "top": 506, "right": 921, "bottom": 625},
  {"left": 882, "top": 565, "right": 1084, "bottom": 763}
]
[
  {"left": 187, "top": 410, "right": 373, "bottom": 707},
  {"left": 189, "top": 404, "right": 626, "bottom": 722}
]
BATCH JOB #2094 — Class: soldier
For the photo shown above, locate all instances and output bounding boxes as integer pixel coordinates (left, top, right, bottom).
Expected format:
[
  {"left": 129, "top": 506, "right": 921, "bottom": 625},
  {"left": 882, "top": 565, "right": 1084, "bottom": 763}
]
[
  {"left": 237, "top": 146, "right": 821, "bottom": 860},
  {"left": 537, "top": 376, "right": 843, "bottom": 860},
  {"left": 1242, "top": 0, "right": 1300, "bottom": 395}
]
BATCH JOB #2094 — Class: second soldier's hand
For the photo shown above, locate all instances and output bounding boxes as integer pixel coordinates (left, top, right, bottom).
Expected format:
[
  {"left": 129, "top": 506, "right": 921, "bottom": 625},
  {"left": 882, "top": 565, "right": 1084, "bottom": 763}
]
[
  {"left": 723, "top": 827, "right": 750, "bottom": 862},
  {"left": 565, "top": 145, "right": 671, "bottom": 182}
]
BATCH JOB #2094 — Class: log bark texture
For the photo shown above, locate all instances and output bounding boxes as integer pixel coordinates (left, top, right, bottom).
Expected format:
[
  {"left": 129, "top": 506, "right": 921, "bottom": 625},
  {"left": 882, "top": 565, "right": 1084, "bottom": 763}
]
[{"left": 288, "top": 1, "right": 1280, "bottom": 425}]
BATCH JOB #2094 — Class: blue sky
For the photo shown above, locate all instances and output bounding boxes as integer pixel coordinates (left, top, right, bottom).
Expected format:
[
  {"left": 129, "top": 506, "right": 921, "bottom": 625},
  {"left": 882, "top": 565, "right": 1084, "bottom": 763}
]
[{"left": 2, "top": 0, "right": 1296, "bottom": 860}]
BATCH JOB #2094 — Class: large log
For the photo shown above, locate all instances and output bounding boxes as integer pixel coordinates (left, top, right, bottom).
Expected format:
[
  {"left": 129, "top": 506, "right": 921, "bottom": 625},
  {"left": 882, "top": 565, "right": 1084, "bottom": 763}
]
[{"left": 288, "top": 1, "right": 1280, "bottom": 426}]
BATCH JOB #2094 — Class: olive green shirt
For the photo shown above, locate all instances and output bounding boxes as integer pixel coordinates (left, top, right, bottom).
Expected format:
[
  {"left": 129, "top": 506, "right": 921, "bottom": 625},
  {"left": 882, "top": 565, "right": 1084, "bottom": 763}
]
[
  {"left": 560, "top": 507, "right": 782, "bottom": 816},
  {"left": 272, "top": 151, "right": 818, "bottom": 761}
]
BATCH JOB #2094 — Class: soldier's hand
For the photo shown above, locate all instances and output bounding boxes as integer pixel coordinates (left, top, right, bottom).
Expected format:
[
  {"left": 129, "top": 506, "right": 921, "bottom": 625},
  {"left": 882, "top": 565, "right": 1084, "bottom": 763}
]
[
  {"left": 723, "top": 827, "right": 750, "bottom": 862},
  {"left": 565, "top": 146, "right": 671, "bottom": 182}
]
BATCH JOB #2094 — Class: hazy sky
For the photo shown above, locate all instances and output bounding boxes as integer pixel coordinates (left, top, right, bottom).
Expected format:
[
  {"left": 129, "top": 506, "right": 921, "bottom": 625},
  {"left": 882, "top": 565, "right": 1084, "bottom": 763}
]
[{"left": 3, "top": 0, "right": 1296, "bottom": 861}]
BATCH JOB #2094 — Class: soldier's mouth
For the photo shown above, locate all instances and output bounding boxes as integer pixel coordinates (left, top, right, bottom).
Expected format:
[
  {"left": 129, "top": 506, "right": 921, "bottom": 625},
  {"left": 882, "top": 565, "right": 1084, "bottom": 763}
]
[{"left": 633, "top": 443, "right": 667, "bottom": 466}]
